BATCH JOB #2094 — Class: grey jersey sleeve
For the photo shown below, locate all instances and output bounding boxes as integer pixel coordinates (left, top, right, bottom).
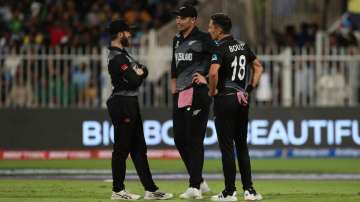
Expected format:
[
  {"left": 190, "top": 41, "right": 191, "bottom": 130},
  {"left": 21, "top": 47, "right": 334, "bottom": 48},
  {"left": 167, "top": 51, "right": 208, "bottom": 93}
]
[{"left": 171, "top": 37, "right": 177, "bottom": 79}]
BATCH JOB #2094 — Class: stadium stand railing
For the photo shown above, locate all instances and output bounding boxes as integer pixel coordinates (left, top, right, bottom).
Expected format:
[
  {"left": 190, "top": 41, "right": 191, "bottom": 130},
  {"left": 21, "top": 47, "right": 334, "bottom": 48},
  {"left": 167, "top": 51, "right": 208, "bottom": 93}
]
[{"left": 0, "top": 32, "right": 359, "bottom": 109}]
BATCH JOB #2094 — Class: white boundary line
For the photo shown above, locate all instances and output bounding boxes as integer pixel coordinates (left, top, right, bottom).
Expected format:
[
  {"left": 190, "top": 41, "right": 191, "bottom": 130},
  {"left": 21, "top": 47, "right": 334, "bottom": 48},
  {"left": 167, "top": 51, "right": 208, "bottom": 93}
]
[{"left": 1, "top": 169, "right": 360, "bottom": 180}]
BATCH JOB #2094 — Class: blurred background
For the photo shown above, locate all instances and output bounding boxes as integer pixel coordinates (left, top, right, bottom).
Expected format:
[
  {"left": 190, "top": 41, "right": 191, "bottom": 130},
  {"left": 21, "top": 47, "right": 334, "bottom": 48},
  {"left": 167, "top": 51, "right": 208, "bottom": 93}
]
[
  {"left": 0, "top": 0, "right": 359, "bottom": 157},
  {"left": 0, "top": 0, "right": 360, "bottom": 201}
]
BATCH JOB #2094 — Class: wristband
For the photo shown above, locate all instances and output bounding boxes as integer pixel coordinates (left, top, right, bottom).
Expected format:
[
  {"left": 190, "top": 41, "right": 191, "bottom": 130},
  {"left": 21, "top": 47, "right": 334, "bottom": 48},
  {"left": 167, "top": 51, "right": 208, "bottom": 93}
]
[{"left": 245, "top": 85, "right": 254, "bottom": 94}]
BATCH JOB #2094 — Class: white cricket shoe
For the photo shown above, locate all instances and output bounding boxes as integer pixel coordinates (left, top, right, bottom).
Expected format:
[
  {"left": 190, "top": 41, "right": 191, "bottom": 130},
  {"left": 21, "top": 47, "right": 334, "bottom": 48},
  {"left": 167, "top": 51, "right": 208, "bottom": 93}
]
[
  {"left": 144, "top": 190, "right": 173, "bottom": 200},
  {"left": 211, "top": 191, "right": 237, "bottom": 201},
  {"left": 200, "top": 181, "right": 210, "bottom": 193},
  {"left": 111, "top": 190, "right": 141, "bottom": 200},
  {"left": 179, "top": 187, "right": 203, "bottom": 199},
  {"left": 244, "top": 188, "right": 262, "bottom": 201}
]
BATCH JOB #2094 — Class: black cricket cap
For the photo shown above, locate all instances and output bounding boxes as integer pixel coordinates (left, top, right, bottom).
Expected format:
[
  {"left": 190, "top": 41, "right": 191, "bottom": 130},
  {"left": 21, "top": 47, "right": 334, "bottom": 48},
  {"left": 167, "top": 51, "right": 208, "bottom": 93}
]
[
  {"left": 108, "top": 19, "right": 130, "bottom": 35},
  {"left": 173, "top": 5, "right": 197, "bottom": 18}
]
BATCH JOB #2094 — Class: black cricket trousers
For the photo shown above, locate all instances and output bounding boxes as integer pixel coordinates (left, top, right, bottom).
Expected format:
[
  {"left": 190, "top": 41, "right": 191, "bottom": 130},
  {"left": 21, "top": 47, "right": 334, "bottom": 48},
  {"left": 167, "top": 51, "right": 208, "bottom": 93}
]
[
  {"left": 173, "top": 85, "right": 211, "bottom": 189},
  {"left": 107, "top": 95, "right": 158, "bottom": 192},
  {"left": 214, "top": 94, "right": 253, "bottom": 193}
]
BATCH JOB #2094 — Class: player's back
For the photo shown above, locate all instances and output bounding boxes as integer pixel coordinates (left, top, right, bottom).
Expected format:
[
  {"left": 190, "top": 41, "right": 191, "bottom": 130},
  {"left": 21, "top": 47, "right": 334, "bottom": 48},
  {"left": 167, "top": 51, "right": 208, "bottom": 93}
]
[{"left": 213, "top": 36, "right": 256, "bottom": 95}]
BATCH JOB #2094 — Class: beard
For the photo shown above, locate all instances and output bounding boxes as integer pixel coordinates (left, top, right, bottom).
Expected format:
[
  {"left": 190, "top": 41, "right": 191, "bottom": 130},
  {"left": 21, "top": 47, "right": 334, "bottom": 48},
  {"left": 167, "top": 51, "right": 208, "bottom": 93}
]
[{"left": 120, "top": 36, "right": 130, "bottom": 47}]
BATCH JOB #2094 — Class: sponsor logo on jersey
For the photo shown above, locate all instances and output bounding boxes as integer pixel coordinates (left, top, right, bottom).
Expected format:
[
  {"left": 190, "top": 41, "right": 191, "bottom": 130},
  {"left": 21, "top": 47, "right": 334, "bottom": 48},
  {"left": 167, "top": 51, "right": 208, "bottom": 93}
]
[
  {"left": 175, "top": 53, "right": 193, "bottom": 61},
  {"left": 211, "top": 54, "right": 218, "bottom": 61},
  {"left": 192, "top": 109, "right": 201, "bottom": 116},
  {"left": 188, "top": 40, "right": 197, "bottom": 46}
]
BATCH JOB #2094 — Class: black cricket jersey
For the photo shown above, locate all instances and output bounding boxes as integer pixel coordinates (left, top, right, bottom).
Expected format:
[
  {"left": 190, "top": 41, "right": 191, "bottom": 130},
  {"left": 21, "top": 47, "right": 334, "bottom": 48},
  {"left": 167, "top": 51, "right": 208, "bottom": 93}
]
[
  {"left": 171, "top": 27, "right": 214, "bottom": 91},
  {"left": 211, "top": 35, "right": 256, "bottom": 95},
  {"left": 107, "top": 46, "right": 147, "bottom": 96}
]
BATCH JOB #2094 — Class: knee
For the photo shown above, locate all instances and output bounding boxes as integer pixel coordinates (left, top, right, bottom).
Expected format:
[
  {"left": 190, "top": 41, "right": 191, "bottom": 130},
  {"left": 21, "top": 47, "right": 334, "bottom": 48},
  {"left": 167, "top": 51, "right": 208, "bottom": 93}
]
[
  {"left": 174, "top": 138, "right": 185, "bottom": 148},
  {"left": 174, "top": 133, "right": 186, "bottom": 145},
  {"left": 130, "top": 144, "right": 147, "bottom": 156},
  {"left": 113, "top": 145, "right": 130, "bottom": 160}
]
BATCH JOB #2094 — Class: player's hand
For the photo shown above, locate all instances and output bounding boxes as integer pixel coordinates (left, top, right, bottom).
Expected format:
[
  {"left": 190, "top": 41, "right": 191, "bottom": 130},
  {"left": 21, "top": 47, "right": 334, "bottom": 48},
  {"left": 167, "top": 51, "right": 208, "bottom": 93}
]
[
  {"left": 135, "top": 67, "right": 144, "bottom": 76},
  {"left": 192, "top": 73, "right": 207, "bottom": 85},
  {"left": 246, "top": 85, "right": 254, "bottom": 94},
  {"left": 138, "top": 64, "right": 148, "bottom": 78},
  {"left": 237, "top": 91, "right": 248, "bottom": 106}
]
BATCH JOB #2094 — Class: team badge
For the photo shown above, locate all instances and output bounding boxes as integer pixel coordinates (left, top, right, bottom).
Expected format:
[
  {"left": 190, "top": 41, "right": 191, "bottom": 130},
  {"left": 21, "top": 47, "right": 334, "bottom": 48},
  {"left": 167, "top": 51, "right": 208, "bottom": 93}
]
[
  {"left": 120, "top": 64, "right": 128, "bottom": 71},
  {"left": 175, "top": 40, "right": 180, "bottom": 49},
  {"left": 211, "top": 54, "right": 218, "bottom": 61}
]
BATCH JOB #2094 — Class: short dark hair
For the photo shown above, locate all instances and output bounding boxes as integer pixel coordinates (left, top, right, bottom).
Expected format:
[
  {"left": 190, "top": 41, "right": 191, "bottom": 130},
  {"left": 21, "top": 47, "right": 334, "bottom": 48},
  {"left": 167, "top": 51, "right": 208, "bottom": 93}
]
[{"left": 211, "top": 13, "right": 232, "bottom": 34}]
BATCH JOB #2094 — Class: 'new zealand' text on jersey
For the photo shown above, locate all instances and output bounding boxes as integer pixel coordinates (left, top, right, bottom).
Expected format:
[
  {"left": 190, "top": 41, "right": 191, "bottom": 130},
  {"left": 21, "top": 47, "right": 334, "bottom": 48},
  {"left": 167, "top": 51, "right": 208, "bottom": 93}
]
[
  {"left": 171, "top": 27, "right": 213, "bottom": 91},
  {"left": 211, "top": 36, "right": 256, "bottom": 95}
]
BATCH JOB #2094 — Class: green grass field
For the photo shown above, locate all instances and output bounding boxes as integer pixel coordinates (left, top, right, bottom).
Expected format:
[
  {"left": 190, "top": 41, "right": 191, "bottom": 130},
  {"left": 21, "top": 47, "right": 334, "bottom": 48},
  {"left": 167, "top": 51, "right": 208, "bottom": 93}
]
[
  {"left": 0, "top": 180, "right": 359, "bottom": 202},
  {"left": 1, "top": 159, "right": 360, "bottom": 201}
]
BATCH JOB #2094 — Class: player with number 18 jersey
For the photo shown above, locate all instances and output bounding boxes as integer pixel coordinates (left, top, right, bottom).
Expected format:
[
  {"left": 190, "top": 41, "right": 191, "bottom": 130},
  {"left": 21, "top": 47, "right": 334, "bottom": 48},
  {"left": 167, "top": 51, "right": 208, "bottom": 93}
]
[
  {"left": 211, "top": 37, "right": 256, "bottom": 96},
  {"left": 208, "top": 13, "right": 263, "bottom": 201}
]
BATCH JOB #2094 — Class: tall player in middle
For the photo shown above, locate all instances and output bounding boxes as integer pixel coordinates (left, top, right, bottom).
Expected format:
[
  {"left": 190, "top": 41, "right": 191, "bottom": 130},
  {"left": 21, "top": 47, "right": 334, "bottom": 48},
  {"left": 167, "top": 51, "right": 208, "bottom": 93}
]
[{"left": 170, "top": 4, "right": 213, "bottom": 199}]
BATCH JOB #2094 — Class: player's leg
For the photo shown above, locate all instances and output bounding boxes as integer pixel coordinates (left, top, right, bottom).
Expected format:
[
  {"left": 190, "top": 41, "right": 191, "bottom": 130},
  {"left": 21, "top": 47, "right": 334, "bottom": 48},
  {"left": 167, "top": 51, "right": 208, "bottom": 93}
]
[
  {"left": 187, "top": 86, "right": 210, "bottom": 189},
  {"left": 234, "top": 105, "right": 262, "bottom": 201},
  {"left": 177, "top": 108, "right": 204, "bottom": 199},
  {"left": 214, "top": 95, "right": 237, "bottom": 194},
  {"left": 234, "top": 105, "right": 252, "bottom": 190},
  {"left": 129, "top": 101, "right": 158, "bottom": 192},
  {"left": 173, "top": 93, "right": 191, "bottom": 174},
  {"left": 106, "top": 97, "right": 135, "bottom": 198}
]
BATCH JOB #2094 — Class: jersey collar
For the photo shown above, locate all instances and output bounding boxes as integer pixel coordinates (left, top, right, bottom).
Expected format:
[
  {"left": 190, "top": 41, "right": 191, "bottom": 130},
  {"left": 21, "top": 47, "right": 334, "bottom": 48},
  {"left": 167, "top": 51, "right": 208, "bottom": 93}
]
[
  {"left": 217, "top": 35, "right": 233, "bottom": 44},
  {"left": 108, "top": 46, "right": 127, "bottom": 53},
  {"left": 179, "top": 26, "right": 199, "bottom": 39}
]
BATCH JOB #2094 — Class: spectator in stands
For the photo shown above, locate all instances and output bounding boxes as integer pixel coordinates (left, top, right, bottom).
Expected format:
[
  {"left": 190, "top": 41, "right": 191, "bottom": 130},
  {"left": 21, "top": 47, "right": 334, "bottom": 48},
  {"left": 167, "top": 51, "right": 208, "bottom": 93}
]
[
  {"left": 316, "top": 66, "right": 350, "bottom": 106},
  {"left": 298, "top": 23, "right": 313, "bottom": 47},
  {"left": 274, "top": 23, "right": 319, "bottom": 47},
  {"left": 255, "top": 67, "right": 272, "bottom": 105},
  {"left": 49, "top": 21, "right": 68, "bottom": 47},
  {"left": 72, "top": 62, "right": 90, "bottom": 106},
  {"left": 84, "top": 78, "right": 98, "bottom": 107},
  {"left": 0, "top": 0, "right": 178, "bottom": 47},
  {"left": 338, "top": 17, "right": 358, "bottom": 47},
  {"left": 6, "top": 74, "right": 34, "bottom": 108}
]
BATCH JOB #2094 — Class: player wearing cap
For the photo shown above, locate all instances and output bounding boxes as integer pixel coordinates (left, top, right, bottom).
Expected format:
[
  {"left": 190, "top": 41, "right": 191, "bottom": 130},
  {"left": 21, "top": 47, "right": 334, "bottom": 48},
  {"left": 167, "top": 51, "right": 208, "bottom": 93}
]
[
  {"left": 170, "top": 4, "right": 213, "bottom": 199},
  {"left": 207, "top": 13, "right": 263, "bottom": 201},
  {"left": 106, "top": 19, "right": 173, "bottom": 201}
]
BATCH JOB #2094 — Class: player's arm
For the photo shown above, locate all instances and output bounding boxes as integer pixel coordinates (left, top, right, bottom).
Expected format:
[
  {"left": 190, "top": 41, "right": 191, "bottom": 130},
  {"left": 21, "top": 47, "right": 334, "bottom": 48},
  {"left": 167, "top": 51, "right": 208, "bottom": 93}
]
[
  {"left": 247, "top": 58, "right": 263, "bottom": 93},
  {"left": 192, "top": 33, "right": 215, "bottom": 86},
  {"left": 192, "top": 33, "right": 213, "bottom": 86},
  {"left": 208, "top": 44, "right": 223, "bottom": 96},
  {"left": 245, "top": 43, "right": 263, "bottom": 93},
  {"left": 114, "top": 56, "right": 144, "bottom": 88},
  {"left": 170, "top": 38, "right": 177, "bottom": 94},
  {"left": 208, "top": 63, "right": 220, "bottom": 96},
  {"left": 124, "top": 64, "right": 145, "bottom": 88}
]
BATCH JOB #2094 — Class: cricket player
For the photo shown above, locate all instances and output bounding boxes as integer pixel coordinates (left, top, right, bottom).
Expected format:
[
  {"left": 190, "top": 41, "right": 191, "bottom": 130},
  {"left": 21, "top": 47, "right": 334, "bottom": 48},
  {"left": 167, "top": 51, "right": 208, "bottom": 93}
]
[
  {"left": 170, "top": 4, "right": 212, "bottom": 199},
  {"left": 106, "top": 19, "right": 173, "bottom": 200},
  {"left": 207, "top": 13, "right": 263, "bottom": 201}
]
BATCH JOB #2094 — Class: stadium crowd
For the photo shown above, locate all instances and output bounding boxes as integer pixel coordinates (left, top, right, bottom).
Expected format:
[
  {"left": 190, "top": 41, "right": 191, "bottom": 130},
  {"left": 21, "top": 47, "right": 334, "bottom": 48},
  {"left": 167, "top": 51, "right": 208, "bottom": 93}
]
[
  {"left": 0, "top": 0, "right": 358, "bottom": 108},
  {"left": 0, "top": 0, "right": 178, "bottom": 47}
]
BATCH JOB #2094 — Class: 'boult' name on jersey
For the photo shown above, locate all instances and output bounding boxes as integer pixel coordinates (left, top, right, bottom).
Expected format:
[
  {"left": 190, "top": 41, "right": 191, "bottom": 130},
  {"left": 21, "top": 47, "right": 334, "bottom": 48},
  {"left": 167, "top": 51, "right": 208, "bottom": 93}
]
[
  {"left": 229, "top": 43, "right": 245, "bottom": 53},
  {"left": 175, "top": 53, "right": 193, "bottom": 61}
]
